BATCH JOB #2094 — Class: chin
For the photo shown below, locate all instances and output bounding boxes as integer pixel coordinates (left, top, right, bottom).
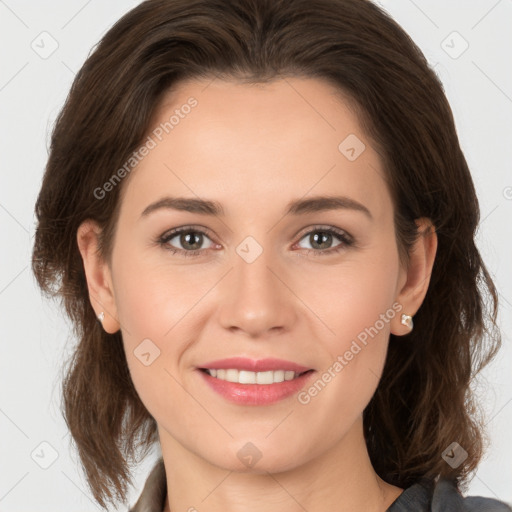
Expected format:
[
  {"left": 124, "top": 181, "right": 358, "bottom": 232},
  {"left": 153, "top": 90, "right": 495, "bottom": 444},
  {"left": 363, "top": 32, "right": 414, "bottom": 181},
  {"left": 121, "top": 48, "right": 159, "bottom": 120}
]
[{"left": 204, "top": 442, "right": 307, "bottom": 475}]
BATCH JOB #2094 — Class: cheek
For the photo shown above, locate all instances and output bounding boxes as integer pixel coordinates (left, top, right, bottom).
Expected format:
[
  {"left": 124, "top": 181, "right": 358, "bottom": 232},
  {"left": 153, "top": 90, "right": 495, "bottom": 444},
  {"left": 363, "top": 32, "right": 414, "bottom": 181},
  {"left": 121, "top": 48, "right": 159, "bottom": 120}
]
[
  {"left": 110, "top": 247, "right": 222, "bottom": 415},
  {"left": 108, "top": 252, "right": 179, "bottom": 398},
  {"left": 299, "top": 238, "right": 400, "bottom": 351},
  {"left": 296, "top": 239, "right": 400, "bottom": 409},
  {"left": 112, "top": 246, "right": 211, "bottom": 345}
]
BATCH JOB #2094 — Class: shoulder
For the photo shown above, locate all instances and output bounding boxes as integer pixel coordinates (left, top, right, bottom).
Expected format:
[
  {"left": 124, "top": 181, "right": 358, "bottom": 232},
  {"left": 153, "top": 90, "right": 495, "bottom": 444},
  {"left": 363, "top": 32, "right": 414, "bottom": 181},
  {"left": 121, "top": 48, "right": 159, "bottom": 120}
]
[
  {"left": 436, "top": 478, "right": 512, "bottom": 511},
  {"left": 388, "top": 477, "right": 512, "bottom": 512}
]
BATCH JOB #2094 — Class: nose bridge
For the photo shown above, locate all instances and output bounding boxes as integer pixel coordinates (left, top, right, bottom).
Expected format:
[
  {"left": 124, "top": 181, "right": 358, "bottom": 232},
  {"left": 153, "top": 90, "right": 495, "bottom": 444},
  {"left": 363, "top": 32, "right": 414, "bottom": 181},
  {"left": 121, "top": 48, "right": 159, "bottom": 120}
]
[
  {"left": 233, "top": 234, "right": 281, "bottom": 309},
  {"left": 217, "top": 234, "right": 296, "bottom": 336}
]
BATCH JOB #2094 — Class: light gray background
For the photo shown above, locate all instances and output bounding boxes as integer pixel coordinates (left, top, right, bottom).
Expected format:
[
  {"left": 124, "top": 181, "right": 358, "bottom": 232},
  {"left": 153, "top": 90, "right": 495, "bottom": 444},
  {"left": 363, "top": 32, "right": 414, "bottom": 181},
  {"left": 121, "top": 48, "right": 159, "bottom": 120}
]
[{"left": 1, "top": 0, "right": 511, "bottom": 510}]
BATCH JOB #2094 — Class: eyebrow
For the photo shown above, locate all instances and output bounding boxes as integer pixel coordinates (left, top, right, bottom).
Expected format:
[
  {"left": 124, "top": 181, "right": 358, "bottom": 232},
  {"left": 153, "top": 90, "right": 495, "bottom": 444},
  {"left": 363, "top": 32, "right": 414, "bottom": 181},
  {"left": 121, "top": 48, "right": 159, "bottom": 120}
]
[{"left": 140, "top": 195, "right": 373, "bottom": 220}]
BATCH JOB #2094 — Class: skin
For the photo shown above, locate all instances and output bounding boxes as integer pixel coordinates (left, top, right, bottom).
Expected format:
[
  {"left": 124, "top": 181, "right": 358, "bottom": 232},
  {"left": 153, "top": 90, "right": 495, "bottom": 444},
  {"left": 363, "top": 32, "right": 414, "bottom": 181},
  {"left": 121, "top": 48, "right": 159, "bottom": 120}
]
[{"left": 77, "top": 77, "right": 437, "bottom": 512}]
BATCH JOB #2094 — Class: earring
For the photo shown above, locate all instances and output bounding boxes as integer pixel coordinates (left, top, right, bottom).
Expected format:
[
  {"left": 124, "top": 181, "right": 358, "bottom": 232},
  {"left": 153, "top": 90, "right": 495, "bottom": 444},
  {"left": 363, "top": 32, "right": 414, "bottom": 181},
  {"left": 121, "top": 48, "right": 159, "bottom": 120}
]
[
  {"left": 97, "top": 311, "right": 105, "bottom": 323},
  {"left": 401, "top": 313, "right": 414, "bottom": 330}
]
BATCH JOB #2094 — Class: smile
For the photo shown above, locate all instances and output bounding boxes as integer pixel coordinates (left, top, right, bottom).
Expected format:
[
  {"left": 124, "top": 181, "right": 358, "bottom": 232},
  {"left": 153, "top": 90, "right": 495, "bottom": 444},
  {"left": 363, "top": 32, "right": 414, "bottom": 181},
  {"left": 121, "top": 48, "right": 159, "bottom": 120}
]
[{"left": 200, "top": 368, "right": 311, "bottom": 385}]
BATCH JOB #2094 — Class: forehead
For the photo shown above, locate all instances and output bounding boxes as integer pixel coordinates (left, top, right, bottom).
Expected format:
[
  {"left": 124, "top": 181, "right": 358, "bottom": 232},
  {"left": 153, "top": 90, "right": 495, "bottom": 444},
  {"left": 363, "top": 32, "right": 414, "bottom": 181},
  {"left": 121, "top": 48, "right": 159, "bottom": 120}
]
[{"left": 119, "top": 77, "right": 391, "bottom": 223}]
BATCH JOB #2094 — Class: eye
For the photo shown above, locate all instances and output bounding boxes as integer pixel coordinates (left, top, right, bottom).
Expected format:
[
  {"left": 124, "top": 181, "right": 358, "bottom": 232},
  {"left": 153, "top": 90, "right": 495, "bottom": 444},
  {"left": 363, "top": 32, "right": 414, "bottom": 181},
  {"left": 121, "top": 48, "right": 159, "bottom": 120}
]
[
  {"left": 294, "top": 226, "right": 354, "bottom": 256},
  {"left": 157, "top": 225, "right": 354, "bottom": 258},
  {"left": 158, "top": 227, "right": 216, "bottom": 256}
]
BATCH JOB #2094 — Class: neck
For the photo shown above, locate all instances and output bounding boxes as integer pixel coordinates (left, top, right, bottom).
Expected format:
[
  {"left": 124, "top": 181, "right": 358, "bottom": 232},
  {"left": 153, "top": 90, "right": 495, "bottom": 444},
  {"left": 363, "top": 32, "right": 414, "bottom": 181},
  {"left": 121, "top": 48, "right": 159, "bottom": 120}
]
[{"left": 159, "top": 417, "right": 403, "bottom": 512}]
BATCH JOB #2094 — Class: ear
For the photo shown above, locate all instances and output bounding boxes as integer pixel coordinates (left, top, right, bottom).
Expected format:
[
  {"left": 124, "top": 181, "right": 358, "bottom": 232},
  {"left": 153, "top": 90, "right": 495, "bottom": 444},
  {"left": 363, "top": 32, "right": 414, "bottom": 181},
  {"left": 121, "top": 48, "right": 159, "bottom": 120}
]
[
  {"left": 391, "top": 217, "right": 437, "bottom": 336},
  {"left": 76, "top": 220, "right": 120, "bottom": 334}
]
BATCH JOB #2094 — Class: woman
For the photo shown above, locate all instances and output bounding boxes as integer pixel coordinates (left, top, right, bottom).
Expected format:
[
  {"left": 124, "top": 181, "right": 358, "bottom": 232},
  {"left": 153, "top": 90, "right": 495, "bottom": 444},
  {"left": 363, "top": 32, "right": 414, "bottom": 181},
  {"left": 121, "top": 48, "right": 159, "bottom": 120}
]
[{"left": 31, "top": 0, "right": 511, "bottom": 511}]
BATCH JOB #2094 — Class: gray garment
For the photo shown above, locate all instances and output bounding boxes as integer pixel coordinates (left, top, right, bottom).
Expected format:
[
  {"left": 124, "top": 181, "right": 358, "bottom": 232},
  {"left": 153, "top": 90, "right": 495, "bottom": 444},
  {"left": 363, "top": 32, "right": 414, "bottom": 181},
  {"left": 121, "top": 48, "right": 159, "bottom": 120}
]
[
  {"left": 386, "top": 477, "right": 512, "bottom": 512},
  {"left": 129, "top": 457, "right": 512, "bottom": 512}
]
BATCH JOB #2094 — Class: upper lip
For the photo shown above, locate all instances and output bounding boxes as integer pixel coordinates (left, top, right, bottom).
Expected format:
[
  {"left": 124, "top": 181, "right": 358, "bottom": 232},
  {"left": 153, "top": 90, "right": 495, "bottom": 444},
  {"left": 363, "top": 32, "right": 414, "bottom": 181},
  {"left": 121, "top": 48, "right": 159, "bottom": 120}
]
[{"left": 198, "top": 357, "right": 312, "bottom": 373}]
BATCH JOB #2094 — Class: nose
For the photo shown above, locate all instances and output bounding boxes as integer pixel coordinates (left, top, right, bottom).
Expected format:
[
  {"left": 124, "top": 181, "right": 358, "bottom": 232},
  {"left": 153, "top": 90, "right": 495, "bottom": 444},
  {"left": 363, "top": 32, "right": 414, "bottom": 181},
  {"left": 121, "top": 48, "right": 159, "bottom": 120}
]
[{"left": 217, "top": 242, "right": 298, "bottom": 338}]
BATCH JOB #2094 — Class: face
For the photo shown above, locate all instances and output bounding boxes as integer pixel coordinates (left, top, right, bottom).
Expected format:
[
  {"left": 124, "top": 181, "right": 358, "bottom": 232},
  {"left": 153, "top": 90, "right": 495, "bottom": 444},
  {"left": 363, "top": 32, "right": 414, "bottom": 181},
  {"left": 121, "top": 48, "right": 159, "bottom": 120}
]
[{"left": 103, "top": 77, "right": 410, "bottom": 472}]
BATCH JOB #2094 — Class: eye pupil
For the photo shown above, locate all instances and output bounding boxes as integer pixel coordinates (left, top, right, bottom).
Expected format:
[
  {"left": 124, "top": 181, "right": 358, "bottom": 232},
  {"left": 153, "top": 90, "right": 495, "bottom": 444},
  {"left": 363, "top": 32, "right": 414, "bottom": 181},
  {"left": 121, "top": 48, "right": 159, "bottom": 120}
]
[
  {"left": 311, "top": 231, "right": 332, "bottom": 249},
  {"left": 181, "top": 232, "right": 202, "bottom": 250}
]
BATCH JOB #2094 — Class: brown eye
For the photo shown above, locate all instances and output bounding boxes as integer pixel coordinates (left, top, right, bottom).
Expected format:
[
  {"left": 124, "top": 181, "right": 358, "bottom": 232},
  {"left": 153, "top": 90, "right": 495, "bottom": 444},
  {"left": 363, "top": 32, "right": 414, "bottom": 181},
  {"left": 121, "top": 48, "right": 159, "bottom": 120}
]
[
  {"left": 159, "top": 227, "right": 216, "bottom": 256},
  {"left": 308, "top": 231, "right": 336, "bottom": 250},
  {"left": 296, "top": 227, "right": 353, "bottom": 255},
  {"left": 178, "top": 231, "right": 204, "bottom": 250}
]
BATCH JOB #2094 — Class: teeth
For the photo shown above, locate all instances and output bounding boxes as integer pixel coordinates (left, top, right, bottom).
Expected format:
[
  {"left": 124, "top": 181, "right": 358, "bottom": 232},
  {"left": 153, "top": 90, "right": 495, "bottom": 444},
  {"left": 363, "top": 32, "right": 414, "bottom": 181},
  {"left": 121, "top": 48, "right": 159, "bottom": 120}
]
[{"left": 205, "top": 368, "right": 300, "bottom": 384}]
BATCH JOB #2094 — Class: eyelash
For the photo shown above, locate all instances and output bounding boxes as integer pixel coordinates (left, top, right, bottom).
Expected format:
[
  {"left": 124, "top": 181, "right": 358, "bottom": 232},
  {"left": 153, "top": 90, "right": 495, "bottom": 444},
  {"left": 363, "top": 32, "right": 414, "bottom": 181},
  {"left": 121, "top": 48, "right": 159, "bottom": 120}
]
[{"left": 156, "top": 225, "right": 355, "bottom": 258}]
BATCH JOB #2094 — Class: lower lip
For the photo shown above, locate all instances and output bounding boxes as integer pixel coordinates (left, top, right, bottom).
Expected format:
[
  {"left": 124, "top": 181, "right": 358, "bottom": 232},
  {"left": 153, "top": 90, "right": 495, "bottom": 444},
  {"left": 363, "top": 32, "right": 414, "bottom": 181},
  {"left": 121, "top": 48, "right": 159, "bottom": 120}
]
[{"left": 197, "top": 369, "right": 315, "bottom": 405}]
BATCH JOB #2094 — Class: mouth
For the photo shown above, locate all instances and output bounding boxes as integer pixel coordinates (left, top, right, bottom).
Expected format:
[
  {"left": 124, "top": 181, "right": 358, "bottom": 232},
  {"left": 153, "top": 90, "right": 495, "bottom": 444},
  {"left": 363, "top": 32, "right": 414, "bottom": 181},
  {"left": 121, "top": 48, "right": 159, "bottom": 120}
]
[
  {"left": 196, "top": 356, "right": 316, "bottom": 405},
  {"left": 199, "top": 368, "right": 314, "bottom": 384},
  {"left": 195, "top": 357, "right": 316, "bottom": 405}
]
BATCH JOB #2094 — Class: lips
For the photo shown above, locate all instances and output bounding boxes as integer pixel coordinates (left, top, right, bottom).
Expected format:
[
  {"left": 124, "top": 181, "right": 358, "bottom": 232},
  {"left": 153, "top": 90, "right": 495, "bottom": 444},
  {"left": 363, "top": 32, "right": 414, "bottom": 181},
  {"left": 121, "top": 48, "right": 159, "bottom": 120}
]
[
  {"left": 198, "top": 357, "right": 312, "bottom": 373},
  {"left": 196, "top": 357, "right": 315, "bottom": 405}
]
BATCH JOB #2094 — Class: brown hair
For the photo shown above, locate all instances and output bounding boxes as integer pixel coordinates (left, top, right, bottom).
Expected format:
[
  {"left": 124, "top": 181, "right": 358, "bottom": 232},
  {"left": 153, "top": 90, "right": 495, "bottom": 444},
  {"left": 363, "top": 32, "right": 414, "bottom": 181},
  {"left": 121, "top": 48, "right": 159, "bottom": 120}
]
[{"left": 31, "top": 0, "right": 502, "bottom": 508}]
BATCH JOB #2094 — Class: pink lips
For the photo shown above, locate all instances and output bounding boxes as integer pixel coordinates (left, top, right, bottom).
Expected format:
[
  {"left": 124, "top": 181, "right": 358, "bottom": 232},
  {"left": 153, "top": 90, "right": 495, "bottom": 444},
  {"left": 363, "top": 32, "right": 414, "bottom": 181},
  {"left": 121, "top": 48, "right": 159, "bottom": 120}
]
[
  {"left": 199, "top": 357, "right": 311, "bottom": 373},
  {"left": 197, "top": 357, "right": 314, "bottom": 406}
]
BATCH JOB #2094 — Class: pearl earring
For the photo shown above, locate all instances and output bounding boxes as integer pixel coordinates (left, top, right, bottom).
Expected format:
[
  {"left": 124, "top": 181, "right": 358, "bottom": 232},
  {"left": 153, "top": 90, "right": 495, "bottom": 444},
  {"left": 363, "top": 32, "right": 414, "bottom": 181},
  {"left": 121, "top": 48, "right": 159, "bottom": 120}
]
[
  {"left": 400, "top": 313, "right": 413, "bottom": 330},
  {"left": 97, "top": 311, "right": 105, "bottom": 323}
]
